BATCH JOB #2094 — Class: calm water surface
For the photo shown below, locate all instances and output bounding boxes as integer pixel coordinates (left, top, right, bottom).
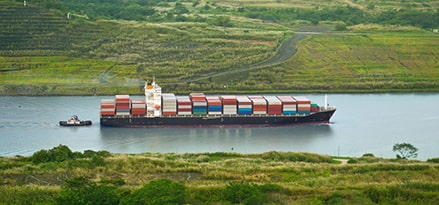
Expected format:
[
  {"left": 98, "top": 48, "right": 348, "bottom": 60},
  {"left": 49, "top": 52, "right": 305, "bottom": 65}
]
[{"left": 1, "top": 94, "right": 438, "bottom": 160}]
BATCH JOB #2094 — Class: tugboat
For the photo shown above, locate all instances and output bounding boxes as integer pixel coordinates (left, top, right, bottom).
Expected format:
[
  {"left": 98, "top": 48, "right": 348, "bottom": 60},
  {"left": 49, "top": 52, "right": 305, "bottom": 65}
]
[{"left": 59, "top": 115, "right": 92, "bottom": 126}]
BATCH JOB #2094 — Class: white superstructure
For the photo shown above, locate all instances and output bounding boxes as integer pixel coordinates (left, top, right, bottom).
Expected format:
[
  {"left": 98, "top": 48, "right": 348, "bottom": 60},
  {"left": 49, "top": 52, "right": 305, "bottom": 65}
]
[{"left": 145, "top": 81, "right": 162, "bottom": 117}]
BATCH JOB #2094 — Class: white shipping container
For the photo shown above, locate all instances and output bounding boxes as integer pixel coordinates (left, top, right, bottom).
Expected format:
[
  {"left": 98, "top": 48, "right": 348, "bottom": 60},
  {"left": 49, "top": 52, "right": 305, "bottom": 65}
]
[
  {"left": 132, "top": 104, "right": 145, "bottom": 108},
  {"left": 193, "top": 101, "right": 207, "bottom": 106},
  {"left": 116, "top": 112, "right": 130, "bottom": 116},
  {"left": 178, "top": 105, "right": 191, "bottom": 109},
  {"left": 101, "top": 99, "right": 115, "bottom": 104},
  {"left": 264, "top": 96, "right": 282, "bottom": 104},
  {"left": 238, "top": 105, "right": 252, "bottom": 109},
  {"left": 252, "top": 100, "right": 266, "bottom": 105}
]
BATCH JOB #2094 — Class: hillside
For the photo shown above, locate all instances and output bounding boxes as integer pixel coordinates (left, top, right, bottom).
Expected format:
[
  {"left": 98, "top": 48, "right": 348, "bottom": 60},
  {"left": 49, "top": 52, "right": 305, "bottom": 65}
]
[
  {"left": 0, "top": 0, "right": 438, "bottom": 95},
  {"left": 1, "top": 147, "right": 439, "bottom": 204}
]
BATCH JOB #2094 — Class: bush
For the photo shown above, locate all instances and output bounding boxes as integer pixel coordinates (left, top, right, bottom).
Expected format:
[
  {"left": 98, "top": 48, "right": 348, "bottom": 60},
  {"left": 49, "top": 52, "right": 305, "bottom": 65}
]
[
  {"left": 362, "top": 153, "right": 375, "bottom": 158},
  {"left": 31, "top": 145, "right": 111, "bottom": 164},
  {"left": 260, "top": 151, "right": 333, "bottom": 163},
  {"left": 55, "top": 177, "right": 121, "bottom": 205},
  {"left": 426, "top": 158, "right": 439, "bottom": 163},
  {"left": 121, "top": 179, "right": 187, "bottom": 205},
  {"left": 223, "top": 182, "right": 264, "bottom": 205},
  {"left": 32, "top": 145, "right": 73, "bottom": 163}
]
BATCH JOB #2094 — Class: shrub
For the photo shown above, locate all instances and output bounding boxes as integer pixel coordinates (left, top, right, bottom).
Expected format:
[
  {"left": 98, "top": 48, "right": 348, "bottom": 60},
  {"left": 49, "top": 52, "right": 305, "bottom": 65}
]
[
  {"left": 32, "top": 149, "right": 50, "bottom": 164},
  {"left": 121, "top": 178, "right": 187, "bottom": 205},
  {"left": 31, "top": 145, "right": 111, "bottom": 164},
  {"left": 31, "top": 145, "right": 73, "bottom": 163},
  {"left": 426, "top": 158, "right": 439, "bottom": 163},
  {"left": 260, "top": 151, "right": 333, "bottom": 163},
  {"left": 362, "top": 153, "right": 375, "bottom": 157},
  {"left": 55, "top": 177, "right": 120, "bottom": 205},
  {"left": 223, "top": 182, "right": 264, "bottom": 205}
]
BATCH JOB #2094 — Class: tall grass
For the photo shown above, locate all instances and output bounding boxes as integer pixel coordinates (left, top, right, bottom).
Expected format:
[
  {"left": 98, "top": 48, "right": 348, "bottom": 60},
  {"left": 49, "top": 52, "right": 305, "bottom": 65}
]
[{"left": 1, "top": 150, "right": 439, "bottom": 204}]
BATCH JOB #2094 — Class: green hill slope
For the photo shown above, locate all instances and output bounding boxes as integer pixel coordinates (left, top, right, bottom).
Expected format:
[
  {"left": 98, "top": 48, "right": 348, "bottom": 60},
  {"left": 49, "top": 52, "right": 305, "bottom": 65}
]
[{"left": 0, "top": 0, "right": 438, "bottom": 95}]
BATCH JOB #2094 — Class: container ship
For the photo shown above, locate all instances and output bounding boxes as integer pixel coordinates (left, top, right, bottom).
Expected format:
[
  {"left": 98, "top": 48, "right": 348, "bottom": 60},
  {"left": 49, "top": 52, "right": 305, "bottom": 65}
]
[{"left": 100, "top": 81, "right": 336, "bottom": 128}]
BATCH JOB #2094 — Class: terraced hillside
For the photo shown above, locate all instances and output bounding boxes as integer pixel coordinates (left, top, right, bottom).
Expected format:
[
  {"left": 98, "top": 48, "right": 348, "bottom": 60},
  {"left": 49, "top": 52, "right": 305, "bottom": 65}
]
[
  {"left": 0, "top": 1, "right": 70, "bottom": 56},
  {"left": 0, "top": 0, "right": 438, "bottom": 95}
]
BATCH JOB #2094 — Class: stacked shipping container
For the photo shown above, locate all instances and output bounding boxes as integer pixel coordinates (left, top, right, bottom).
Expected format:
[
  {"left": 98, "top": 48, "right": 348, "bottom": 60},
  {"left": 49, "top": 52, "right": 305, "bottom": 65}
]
[
  {"left": 264, "top": 96, "right": 282, "bottom": 115},
  {"left": 311, "top": 104, "right": 319, "bottom": 113},
  {"left": 177, "top": 96, "right": 192, "bottom": 115},
  {"left": 277, "top": 96, "right": 297, "bottom": 115},
  {"left": 294, "top": 96, "right": 311, "bottom": 114},
  {"left": 206, "top": 96, "right": 222, "bottom": 115},
  {"left": 248, "top": 96, "right": 267, "bottom": 114},
  {"left": 221, "top": 96, "right": 237, "bottom": 115},
  {"left": 131, "top": 100, "right": 146, "bottom": 116},
  {"left": 115, "top": 95, "right": 130, "bottom": 116},
  {"left": 101, "top": 94, "right": 318, "bottom": 117},
  {"left": 190, "top": 93, "right": 207, "bottom": 115},
  {"left": 237, "top": 97, "right": 252, "bottom": 115},
  {"left": 162, "top": 93, "right": 177, "bottom": 115},
  {"left": 100, "top": 99, "right": 115, "bottom": 116}
]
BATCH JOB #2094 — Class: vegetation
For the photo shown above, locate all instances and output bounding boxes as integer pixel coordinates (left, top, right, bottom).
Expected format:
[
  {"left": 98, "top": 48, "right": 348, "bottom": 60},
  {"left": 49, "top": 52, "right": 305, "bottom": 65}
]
[
  {"left": 1, "top": 146, "right": 439, "bottom": 204},
  {"left": 0, "top": 0, "right": 438, "bottom": 95},
  {"left": 393, "top": 142, "right": 419, "bottom": 159}
]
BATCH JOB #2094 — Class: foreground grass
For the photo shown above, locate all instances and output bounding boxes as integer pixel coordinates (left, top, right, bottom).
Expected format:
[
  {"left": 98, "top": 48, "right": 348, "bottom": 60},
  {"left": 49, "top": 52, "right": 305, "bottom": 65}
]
[{"left": 1, "top": 151, "right": 439, "bottom": 204}]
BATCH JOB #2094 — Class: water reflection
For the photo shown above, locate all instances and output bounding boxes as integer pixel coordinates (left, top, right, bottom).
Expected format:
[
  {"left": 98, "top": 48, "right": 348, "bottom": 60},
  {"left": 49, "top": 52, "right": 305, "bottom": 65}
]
[{"left": 99, "top": 124, "right": 333, "bottom": 154}]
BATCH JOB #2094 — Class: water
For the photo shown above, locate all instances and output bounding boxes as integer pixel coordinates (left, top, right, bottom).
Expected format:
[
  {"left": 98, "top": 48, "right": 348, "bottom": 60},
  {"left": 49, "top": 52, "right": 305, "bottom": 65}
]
[{"left": 1, "top": 94, "right": 438, "bottom": 160}]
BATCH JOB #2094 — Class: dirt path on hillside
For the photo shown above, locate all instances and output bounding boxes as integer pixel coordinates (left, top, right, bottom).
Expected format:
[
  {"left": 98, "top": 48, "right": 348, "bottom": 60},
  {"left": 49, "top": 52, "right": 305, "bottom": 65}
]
[{"left": 184, "top": 25, "right": 334, "bottom": 83}]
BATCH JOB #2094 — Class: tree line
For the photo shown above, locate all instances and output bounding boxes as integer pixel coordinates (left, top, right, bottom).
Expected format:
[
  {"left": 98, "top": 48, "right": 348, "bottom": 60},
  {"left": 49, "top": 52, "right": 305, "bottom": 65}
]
[
  {"left": 239, "top": 6, "right": 439, "bottom": 29},
  {"left": 25, "top": 0, "right": 439, "bottom": 29}
]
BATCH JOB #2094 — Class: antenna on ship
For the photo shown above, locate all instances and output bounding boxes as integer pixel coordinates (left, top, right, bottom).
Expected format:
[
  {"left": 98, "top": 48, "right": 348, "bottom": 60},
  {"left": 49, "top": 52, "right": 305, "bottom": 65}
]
[{"left": 324, "top": 94, "right": 328, "bottom": 110}]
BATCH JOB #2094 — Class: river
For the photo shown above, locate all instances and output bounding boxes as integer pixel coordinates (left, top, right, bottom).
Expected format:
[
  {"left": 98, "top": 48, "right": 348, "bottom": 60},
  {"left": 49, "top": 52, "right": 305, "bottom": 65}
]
[{"left": 1, "top": 94, "right": 438, "bottom": 160}]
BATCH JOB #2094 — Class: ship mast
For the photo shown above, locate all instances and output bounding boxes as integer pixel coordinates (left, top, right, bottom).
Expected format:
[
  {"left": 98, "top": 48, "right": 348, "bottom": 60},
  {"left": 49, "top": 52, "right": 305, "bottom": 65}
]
[{"left": 324, "top": 94, "right": 328, "bottom": 110}]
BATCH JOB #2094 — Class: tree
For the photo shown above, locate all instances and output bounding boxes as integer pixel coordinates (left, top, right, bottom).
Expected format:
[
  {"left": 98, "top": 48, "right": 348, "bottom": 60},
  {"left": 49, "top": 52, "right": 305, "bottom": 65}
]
[{"left": 393, "top": 143, "right": 418, "bottom": 159}]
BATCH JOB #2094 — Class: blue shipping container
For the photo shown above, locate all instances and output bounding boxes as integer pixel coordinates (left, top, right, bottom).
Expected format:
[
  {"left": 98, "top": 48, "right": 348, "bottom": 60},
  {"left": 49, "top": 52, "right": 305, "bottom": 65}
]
[
  {"left": 297, "top": 110, "right": 311, "bottom": 115},
  {"left": 208, "top": 106, "right": 222, "bottom": 112},
  {"left": 238, "top": 108, "right": 252, "bottom": 115}
]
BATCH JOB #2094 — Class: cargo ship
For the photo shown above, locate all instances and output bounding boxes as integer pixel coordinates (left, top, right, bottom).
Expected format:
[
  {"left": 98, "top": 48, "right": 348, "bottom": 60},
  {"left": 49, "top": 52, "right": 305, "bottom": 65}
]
[{"left": 100, "top": 81, "right": 336, "bottom": 128}]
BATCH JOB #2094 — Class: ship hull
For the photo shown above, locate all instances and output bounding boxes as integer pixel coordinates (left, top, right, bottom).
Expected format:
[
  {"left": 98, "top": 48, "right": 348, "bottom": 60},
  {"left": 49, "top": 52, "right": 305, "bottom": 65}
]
[{"left": 100, "top": 109, "right": 335, "bottom": 128}]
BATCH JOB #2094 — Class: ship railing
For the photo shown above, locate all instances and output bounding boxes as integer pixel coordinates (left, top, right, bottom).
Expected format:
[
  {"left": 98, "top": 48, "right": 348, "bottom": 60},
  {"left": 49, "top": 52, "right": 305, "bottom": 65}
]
[{"left": 319, "top": 106, "right": 336, "bottom": 112}]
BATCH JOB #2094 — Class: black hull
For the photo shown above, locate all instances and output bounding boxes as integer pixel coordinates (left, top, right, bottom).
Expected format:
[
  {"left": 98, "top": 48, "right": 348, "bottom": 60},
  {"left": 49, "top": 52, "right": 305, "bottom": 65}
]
[
  {"left": 59, "top": 121, "right": 92, "bottom": 126},
  {"left": 100, "top": 109, "right": 335, "bottom": 128}
]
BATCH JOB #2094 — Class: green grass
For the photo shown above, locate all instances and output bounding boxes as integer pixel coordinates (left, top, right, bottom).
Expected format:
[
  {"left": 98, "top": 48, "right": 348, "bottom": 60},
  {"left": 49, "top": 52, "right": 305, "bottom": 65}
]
[
  {"left": 1, "top": 0, "right": 439, "bottom": 95},
  {"left": 1, "top": 151, "right": 439, "bottom": 204}
]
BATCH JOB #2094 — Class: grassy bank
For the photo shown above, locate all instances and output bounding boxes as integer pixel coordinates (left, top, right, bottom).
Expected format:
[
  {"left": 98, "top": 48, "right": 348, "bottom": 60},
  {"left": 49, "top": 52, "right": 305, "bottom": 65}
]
[{"left": 1, "top": 146, "right": 439, "bottom": 204}]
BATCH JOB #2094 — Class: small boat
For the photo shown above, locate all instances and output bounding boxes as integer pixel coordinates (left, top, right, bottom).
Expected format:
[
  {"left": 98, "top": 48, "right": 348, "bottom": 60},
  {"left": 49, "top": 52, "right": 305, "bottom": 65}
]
[{"left": 59, "top": 115, "right": 92, "bottom": 126}]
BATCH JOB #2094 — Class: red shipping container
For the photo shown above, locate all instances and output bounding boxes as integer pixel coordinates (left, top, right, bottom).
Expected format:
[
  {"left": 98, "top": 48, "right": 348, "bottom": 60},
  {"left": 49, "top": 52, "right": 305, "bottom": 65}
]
[
  {"left": 221, "top": 96, "right": 237, "bottom": 105},
  {"left": 100, "top": 104, "right": 115, "bottom": 109},
  {"left": 162, "top": 112, "right": 177, "bottom": 116},
  {"left": 277, "top": 96, "right": 296, "bottom": 104},
  {"left": 267, "top": 105, "right": 282, "bottom": 115},
  {"left": 189, "top": 93, "right": 206, "bottom": 101}
]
